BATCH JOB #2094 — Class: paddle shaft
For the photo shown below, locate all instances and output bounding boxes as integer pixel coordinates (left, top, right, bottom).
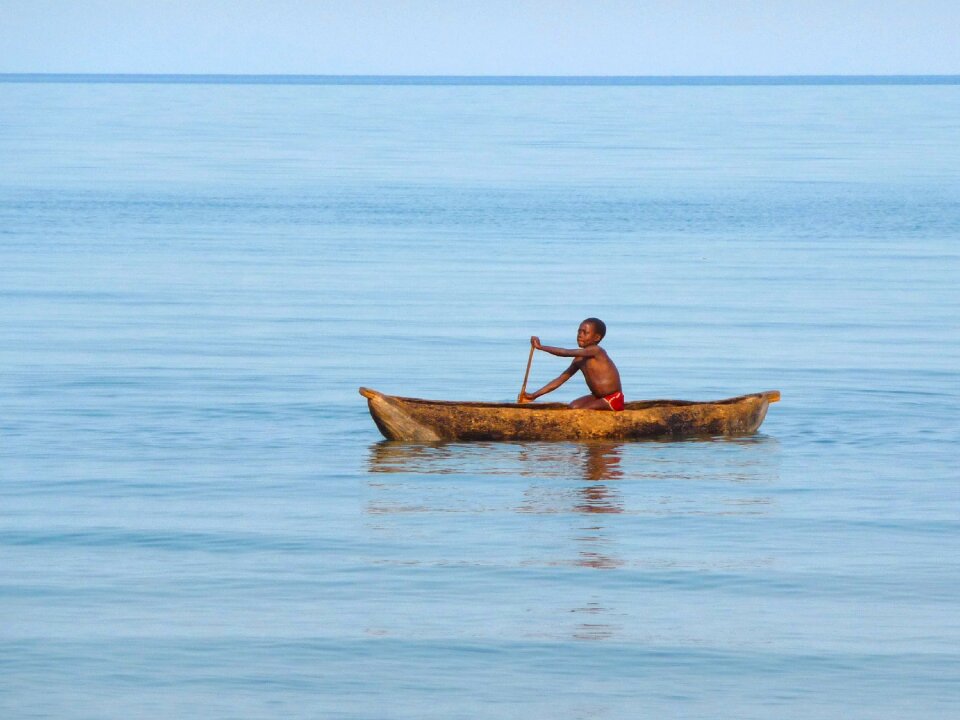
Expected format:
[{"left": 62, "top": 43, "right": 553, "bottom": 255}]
[{"left": 517, "top": 344, "right": 535, "bottom": 403}]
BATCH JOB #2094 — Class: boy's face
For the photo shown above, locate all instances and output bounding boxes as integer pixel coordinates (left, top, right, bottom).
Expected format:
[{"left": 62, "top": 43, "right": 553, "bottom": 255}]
[{"left": 577, "top": 322, "right": 601, "bottom": 347}]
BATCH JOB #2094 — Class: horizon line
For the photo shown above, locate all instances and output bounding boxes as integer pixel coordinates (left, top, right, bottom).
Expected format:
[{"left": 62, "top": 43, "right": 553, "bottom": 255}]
[{"left": 2, "top": 73, "right": 959, "bottom": 86}]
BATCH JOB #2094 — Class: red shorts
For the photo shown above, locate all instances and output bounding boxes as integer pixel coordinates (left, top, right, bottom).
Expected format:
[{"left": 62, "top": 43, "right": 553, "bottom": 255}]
[{"left": 602, "top": 391, "right": 625, "bottom": 411}]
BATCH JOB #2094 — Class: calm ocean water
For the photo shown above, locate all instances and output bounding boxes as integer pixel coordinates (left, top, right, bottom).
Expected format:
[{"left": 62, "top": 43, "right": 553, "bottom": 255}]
[{"left": 2, "top": 77, "right": 959, "bottom": 719}]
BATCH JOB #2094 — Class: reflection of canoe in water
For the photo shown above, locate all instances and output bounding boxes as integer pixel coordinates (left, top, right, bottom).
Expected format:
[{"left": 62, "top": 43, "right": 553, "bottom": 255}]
[{"left": 359, "top": 387, "right": 780, "bottom": 442}]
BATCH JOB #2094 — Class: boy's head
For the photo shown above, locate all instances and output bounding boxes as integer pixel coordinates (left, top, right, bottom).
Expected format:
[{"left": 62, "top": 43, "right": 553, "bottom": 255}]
[{"left": 577, "top": 317, "right": 606, "bottom": 347}]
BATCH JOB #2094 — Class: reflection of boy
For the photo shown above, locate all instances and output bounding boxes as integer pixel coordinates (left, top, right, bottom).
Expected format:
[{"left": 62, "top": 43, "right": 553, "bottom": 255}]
[{"left": 519, "top": 318, "right": 624, "bottom": 410}]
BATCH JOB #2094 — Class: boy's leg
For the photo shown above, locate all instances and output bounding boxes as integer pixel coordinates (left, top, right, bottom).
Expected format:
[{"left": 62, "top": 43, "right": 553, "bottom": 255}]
[{"left": 569, "top": 394, "right": 611, "bottom": 410}]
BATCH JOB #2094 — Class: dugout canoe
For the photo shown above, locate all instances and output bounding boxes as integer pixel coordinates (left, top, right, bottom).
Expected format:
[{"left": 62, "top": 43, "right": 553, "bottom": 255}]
[{"left": 359, "top": 387, "right": 780, "bottom": 442}]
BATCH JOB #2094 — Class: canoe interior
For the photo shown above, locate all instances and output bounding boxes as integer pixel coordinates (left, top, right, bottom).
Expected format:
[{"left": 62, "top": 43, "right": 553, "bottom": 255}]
[{"left": 360, "top": 389, "right": 778, "bottom": 411}]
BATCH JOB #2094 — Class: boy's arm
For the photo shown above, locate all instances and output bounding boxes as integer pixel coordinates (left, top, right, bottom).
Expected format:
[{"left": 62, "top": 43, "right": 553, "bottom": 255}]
[
  {"left": 531, "top": 336, "right": 598, "bottom": 359},
  {"left": 521, "top": 361, "right": 579, "bottom": 401}
]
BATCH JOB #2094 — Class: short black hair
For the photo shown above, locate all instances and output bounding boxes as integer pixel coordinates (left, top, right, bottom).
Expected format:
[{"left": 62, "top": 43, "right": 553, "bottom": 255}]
[{"left": 583, "top": 317, "right": 606, "bottom": 339}]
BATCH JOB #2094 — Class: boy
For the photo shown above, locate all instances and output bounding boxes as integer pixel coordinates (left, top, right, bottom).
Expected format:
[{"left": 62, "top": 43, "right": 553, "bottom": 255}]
[{"left": 519, "top": 318, "right": 625, "bottom": 410}]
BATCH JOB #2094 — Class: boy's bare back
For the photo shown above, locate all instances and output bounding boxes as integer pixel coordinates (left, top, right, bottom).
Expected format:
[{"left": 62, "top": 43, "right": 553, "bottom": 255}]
[{"left": 573, "top": 344, "right": 621, "bottom": 398}]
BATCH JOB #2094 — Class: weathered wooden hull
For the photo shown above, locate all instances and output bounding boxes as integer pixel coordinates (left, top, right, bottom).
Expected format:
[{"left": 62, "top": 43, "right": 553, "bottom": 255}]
[{"left": 359, "top": 387, "right": 780, "bottom": 442}]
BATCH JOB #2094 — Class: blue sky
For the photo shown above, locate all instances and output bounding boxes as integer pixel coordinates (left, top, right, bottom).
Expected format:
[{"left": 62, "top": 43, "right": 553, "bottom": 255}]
[{"left": 3, "top": 0, "right": 959, "bottom": 75}]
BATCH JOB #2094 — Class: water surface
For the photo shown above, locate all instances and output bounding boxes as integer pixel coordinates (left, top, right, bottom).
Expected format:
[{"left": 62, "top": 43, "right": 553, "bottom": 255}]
[{"left": 1, "top": 78, "right": 959, "bottom": 719}]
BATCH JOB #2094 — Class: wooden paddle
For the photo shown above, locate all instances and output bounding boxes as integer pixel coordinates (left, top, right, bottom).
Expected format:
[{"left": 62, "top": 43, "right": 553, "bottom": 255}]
[{"left": 517, "top": 342, "right": 535, "bottom": 403}]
